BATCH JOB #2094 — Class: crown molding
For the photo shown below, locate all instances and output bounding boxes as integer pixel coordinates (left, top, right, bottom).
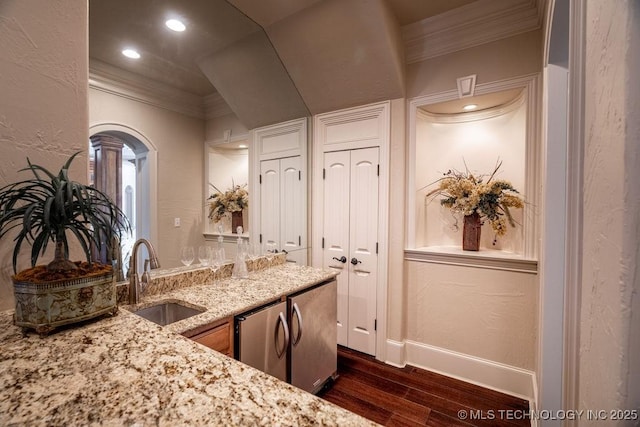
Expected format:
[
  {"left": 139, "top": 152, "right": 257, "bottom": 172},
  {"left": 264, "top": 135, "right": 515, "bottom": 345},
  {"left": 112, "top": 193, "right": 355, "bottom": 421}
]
[
  {"left": 402, "top": 0, "right": 545, "bottom": 64},
  {"left": 88, "top": 59, "right": 206, "bottom": 119}
]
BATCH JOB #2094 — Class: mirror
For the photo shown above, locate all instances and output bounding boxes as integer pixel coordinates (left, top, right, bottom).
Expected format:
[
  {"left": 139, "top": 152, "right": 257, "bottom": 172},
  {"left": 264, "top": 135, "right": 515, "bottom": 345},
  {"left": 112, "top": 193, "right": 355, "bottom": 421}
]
[
  {"left": 205, "top": 139, "right": 249, "bottom": 236},
  {"left": 89, "top": 0, "right": 310, "bottom": 127}
]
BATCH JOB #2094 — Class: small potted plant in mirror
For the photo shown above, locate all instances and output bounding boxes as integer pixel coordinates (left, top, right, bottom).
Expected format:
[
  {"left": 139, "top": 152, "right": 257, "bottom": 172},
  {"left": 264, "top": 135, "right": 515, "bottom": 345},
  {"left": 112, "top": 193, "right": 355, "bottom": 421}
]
[{"left": 0, "top": 152, "right": 131, "bottom": 335}]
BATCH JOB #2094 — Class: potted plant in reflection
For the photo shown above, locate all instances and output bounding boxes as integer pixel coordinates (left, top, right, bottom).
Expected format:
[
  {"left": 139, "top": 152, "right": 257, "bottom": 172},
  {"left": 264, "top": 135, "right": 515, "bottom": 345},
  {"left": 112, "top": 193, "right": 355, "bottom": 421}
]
[
  {"left": 425, "top": 160, "right": 524, "bottom": 251},
  {"left": 207, "top": 182, "right": 249, "bottom": 233},
  {"left": 0, "top": 152, "right": 130, "bottom": 335}
]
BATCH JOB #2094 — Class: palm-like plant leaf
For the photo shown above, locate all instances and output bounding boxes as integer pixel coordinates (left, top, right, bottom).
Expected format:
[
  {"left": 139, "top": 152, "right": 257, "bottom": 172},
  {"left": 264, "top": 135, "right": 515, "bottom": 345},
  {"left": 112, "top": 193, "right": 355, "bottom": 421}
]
[{"left": 0, "top": 152, "right": 131, "bottom": 273}]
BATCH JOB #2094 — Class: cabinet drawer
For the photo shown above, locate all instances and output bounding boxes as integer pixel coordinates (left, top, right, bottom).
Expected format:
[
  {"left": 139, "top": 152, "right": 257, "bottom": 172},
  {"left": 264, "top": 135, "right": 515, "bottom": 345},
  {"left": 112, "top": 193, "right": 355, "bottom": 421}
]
[{"left": 190, "top": 322, "right": 232, "bottom": 356}]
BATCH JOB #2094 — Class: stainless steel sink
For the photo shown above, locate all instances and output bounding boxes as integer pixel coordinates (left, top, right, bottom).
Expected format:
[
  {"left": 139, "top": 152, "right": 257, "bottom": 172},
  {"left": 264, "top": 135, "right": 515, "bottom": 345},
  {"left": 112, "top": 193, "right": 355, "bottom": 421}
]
[{"left": 132, "top": 301, "right": 204, "bottom": 326}]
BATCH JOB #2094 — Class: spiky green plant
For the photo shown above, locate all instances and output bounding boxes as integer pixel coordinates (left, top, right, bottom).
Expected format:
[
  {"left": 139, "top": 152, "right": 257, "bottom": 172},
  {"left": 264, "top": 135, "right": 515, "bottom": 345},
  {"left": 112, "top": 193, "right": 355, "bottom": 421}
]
[{"left": 0, "top": 152, "right": 131, "bottom": 273}]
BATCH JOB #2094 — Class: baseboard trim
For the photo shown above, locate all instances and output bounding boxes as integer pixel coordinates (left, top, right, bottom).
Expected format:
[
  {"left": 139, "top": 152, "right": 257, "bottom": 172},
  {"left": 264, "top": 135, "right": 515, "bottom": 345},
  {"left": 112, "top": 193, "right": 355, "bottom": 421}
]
[
  {"left": 384, "top": 339, "right": 406, "bottom": 368},
  {"left": 389, "top": 339, "right": 536, "bottom": 402}
]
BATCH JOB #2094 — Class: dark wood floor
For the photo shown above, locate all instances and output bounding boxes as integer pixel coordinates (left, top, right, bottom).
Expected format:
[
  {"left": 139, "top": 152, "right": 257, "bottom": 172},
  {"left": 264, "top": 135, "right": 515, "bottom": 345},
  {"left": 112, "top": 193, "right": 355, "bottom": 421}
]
[{"left": 318, "top": 347, "right": 530, "bottom": 426}]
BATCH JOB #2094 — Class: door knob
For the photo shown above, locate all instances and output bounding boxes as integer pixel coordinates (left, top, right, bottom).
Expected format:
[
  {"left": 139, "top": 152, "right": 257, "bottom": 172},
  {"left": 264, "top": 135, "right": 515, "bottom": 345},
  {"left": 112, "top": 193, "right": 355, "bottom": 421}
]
[
  {"left": 350, "top": 257, "right": 362, "bottom": 265},
  {"left": 332, "top": 256, "right": 347, "bottom": 263}
]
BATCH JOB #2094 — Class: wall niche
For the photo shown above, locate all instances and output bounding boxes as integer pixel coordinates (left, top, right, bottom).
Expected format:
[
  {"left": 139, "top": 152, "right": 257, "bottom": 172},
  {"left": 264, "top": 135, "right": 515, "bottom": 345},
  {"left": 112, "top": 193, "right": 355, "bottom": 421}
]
[{"left": 407, "top": 75, "right": 540, "bottom": 271}]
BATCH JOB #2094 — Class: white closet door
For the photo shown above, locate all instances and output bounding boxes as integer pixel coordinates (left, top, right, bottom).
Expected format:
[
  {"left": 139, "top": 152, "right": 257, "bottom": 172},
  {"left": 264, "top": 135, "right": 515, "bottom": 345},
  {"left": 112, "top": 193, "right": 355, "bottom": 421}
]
[
  {"left": 260, "top": 159, "right": 280, "bottom": 246},
  {"left": 323, "top": 151, "right": 351, "bottom": 346},
  {"left": 347, "top": 147, "right": 379, "bottom": 355},
  {"left": 280, "top": 156, "right": 303, "bottom": 253}
]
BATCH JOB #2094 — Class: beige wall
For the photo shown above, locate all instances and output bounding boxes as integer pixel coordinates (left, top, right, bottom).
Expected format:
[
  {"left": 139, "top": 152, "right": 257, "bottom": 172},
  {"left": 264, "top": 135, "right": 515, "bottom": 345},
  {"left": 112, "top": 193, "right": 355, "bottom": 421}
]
[
  {"left": 0, "top": 0, "right": 88, "bottom": 311},
  {"left": 395, "top": 31, "right": 542, "bottom": 373},
  {"left": 406, "top": 262, "right": 537, "bottom": 370},
  {"left": 386, "top": 98, "right": 406, "bottom": 342},
  {"left": 89, "top": 89, "right": 206, "bottom": 269},
  {"left": 407, "top": 30, "right": 543, "bottom": 98},
  {"left": 580, "top": 0, "right": 640, "bottom": 413}
]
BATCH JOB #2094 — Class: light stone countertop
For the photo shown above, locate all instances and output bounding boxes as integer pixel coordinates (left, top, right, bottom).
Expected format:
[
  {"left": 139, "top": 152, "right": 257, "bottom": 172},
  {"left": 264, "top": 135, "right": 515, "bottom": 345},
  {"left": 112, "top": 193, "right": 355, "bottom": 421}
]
[{"left": 0, "top": 264, "right": 377, "bottom": 427}]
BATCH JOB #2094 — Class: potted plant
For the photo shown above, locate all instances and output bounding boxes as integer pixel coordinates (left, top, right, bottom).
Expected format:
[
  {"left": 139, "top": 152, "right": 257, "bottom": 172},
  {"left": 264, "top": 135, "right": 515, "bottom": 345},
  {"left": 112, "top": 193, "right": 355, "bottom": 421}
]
[
  {"left": 0, "top": 152, "right": 130, "bottom": 335},
  {"left": 207, "top": 182, "right": 249, "bottom": 233}
]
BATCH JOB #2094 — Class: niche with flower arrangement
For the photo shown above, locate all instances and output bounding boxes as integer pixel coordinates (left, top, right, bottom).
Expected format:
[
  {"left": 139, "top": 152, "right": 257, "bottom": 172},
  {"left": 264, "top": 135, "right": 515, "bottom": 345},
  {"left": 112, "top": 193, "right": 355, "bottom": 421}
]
[{"left": 410, "top": 87, "right": 535, "bottom": 258}]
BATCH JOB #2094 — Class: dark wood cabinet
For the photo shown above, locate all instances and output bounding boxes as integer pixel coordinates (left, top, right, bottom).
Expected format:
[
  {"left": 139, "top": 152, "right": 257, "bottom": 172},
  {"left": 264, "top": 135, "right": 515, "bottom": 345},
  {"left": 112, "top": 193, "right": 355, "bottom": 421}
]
[{"left": 183, "top": 317, "right": 233, "bottom": 357}]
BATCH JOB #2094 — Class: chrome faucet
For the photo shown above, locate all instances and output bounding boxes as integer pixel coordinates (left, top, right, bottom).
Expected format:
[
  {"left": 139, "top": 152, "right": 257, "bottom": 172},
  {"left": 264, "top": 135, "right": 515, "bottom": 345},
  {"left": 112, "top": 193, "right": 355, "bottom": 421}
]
[{"left": 128, "top": 238, "right": 161, "bottom": 304}]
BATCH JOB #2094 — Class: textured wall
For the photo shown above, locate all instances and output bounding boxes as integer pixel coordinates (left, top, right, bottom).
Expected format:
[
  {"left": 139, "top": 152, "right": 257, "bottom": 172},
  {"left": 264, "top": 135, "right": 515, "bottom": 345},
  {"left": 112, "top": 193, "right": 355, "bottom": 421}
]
[
  {"left": 89, "top": 89, "right": 206, "bottom": 270},
  {"left": 580, "top": 0, "right": 640, "bottom": 414},
  {"left": 0, "top": 0, "right": 88, "bottom": 311},
  {"left": 406, "top": 262, "right": 538, "bottom": 370}
]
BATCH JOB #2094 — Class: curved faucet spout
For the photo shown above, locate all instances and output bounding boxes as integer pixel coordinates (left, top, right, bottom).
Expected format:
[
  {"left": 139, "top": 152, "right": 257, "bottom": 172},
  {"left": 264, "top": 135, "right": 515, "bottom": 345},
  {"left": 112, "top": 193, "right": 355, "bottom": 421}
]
[{"left": 129, "top": 238, "right": 161, "bottom": 304}]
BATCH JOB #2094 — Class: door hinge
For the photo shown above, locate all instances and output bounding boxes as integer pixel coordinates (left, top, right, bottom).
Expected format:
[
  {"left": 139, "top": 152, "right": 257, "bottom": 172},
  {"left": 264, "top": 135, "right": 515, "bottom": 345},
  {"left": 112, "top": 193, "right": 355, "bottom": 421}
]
[
  {"left": 323, "top": 168, "right": 326, "bottom": 179},
  {"left": 377, "top": 164, "right": 380, "bottom": 177},
  {"left": 374, "top": 319, "right": 377, "bottom": 331},
  {"left": 260, "top": 234, "right": 263, "bottom": 243},
  {"left": 322, "top": 237, "right": 325, "bottom": 249},
  {"left": 259, "top": 174, "right": 262, "bottom": 184},
  {"left": 299, "top": 235, "right": 302, "bottom": 246},
  {"left": 376, "top": 242, "right": 378, "bottom": 254},
  {"left": 299, "top": 170, "right": 301, "bottom": 180}
]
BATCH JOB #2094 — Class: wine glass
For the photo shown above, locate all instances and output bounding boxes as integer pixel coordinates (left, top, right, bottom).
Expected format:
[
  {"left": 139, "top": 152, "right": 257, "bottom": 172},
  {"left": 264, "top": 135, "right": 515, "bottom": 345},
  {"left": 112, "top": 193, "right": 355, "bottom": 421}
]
[
  {"left": 210, "top": 248, "right": 221, "bottom": 280},
  {"left": 198, "top": 246, "right": 212, "bottom": 266},
  {"left": 180, "top": 246, "right": 195, "bottom": 267}
]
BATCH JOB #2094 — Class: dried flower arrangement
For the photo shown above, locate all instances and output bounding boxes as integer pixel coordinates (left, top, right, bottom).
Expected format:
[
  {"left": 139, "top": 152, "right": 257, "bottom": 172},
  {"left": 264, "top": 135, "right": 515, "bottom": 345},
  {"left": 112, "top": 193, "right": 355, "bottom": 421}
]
[
  {"left": 425, "top": 160, "right": 524, "bottom": 238},
  {"left": 207, "top": 182, "right": 249, "bottom": 223}
]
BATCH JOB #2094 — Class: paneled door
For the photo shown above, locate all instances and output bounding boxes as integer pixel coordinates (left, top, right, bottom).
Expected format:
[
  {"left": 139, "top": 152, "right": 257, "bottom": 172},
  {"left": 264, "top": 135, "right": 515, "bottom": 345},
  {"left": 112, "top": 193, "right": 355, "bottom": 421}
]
[
  {"left": 323, "top": 147, "right": 379, "bottom": 356},
  {"left": 260, "top": 156, "right": 305, "bottom": 262}
]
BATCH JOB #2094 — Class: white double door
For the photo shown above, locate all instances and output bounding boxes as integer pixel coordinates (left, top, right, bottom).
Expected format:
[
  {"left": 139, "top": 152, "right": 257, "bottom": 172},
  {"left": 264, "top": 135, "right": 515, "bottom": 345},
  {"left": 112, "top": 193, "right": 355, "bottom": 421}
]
[
  {"left": 260, "top": 156, "right": 305, "bottom": 262},
  {"left": 322, "top": 147, "right": 379, "bottom": 356}
]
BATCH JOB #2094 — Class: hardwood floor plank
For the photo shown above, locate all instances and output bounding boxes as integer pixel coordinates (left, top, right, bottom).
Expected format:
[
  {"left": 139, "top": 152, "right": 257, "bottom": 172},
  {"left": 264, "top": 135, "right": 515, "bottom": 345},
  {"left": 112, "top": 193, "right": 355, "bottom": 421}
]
[
  {"left": 406, "top": 389, "right": 527, "bottom": 427},
  {"left": 332, "top": 374, "right": 431, "bottom": 424},
  {"left": 321, "top": 388, "right": 392, "bottom": 425},
  {"left": 426, "top": 411, "right": 475, "bottom": 427},
  {"left": 320, "top": 347, "right": 530, "bottom": 427},
  {"left": 337, "top": 363, "right": 411, "bottom": 397},
  {"left": 338, "top": 347, "right": 527, "bottom": 414}
]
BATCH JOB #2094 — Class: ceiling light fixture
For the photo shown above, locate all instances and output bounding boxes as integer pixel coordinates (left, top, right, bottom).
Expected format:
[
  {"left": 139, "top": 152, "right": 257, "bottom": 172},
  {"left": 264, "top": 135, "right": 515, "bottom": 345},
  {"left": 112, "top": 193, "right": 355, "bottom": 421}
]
[
  {"left": 122, "top": 48, "right": 140, "bottom": 59},
  {"left": 165, "top": 19, "right": 186, "bottom": 32},
  {"left": 463, "top": 104, "right": 478, "bottom": 111},
  {"left": 238, "top": 144, "right": 248, "bottom": 149}
]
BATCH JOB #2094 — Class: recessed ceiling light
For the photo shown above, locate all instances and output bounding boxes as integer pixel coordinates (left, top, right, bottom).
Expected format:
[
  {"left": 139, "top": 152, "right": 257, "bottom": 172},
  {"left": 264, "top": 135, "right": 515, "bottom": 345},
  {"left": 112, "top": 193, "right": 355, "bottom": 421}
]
[
  {"left": 463, "top": 104, "right": 478, "bottom": 111},
  {"left": 122, "top": 48, "right": 140, "bottom": 59},
  {"left": 165, "top": 19, "right": 186, "bottom": 32}
]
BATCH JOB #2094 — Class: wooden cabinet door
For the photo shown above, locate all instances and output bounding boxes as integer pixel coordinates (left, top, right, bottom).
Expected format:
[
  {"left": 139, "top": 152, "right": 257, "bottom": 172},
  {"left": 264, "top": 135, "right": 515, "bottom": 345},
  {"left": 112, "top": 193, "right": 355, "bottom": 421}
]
[{"left": 187, "top": 319, "right": 233, "bottom": 357}]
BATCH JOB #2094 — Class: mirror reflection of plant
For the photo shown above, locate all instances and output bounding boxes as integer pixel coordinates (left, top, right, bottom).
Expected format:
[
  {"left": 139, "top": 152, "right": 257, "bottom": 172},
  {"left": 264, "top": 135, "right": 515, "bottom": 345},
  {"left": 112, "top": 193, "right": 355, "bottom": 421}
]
[
  {"left": 0, "top": 152, "right": 131, "bottom": 273},
  {"left": 207, "top": 181, "right": 249, "bottom": 223},
  {"left": 423, "top": 160, "right": 524, "bottom": 236}
]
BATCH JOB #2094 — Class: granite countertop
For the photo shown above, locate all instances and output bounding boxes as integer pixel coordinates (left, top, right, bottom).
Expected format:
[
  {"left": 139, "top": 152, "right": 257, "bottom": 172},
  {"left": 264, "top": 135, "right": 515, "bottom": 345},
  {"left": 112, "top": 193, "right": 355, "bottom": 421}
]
[
  {"left": 126, "top": 263, "right": 340, "bottom": 336},
  {"left": 0, "top": 264, "right": 377, "bottom": 426}
]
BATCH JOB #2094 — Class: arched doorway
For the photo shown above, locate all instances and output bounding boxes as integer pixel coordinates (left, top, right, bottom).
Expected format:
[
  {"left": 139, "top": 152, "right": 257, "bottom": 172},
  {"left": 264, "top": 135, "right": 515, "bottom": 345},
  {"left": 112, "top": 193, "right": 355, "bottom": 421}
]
[{"left": 89, "top": 124, "right": 158, "bottom": 276}]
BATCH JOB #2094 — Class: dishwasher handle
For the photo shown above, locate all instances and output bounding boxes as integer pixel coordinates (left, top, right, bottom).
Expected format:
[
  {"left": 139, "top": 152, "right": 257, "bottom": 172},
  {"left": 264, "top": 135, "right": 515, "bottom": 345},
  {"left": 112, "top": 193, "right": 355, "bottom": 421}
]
[
  {"left": 275, "top": 312, "right": 290, "bottom": 359},
  {"left": 292, "top": 302, "right": 303, "bottom": 346}
]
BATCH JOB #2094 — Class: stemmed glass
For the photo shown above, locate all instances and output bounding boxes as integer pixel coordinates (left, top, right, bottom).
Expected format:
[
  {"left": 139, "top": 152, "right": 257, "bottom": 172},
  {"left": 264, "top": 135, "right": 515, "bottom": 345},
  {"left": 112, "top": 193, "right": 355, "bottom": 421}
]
[
  {"left": 198, "top": 246, "right": 212, "bottom": 266},
  {"left": 180, "top": 246, "right": 195, "bottom": 267},
  {"left": 210, "top": 248, "right": 222, "bottom": 280}
]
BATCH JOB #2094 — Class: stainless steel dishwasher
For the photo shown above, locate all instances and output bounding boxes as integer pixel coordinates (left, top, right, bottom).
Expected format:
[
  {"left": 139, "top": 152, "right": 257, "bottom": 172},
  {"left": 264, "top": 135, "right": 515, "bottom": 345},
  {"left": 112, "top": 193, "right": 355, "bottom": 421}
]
[{"left": 235, "top": 279, "right": 337, "bottom": 394}]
